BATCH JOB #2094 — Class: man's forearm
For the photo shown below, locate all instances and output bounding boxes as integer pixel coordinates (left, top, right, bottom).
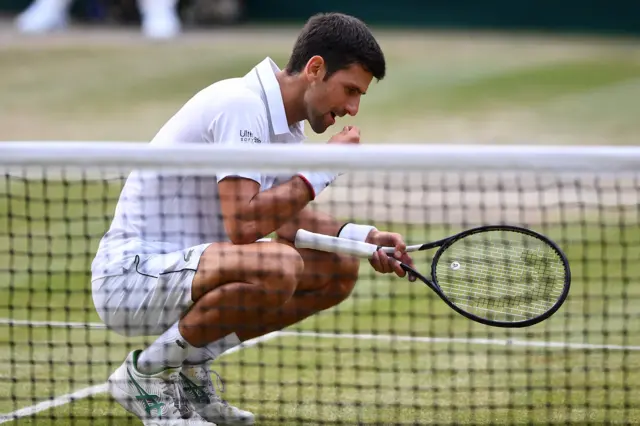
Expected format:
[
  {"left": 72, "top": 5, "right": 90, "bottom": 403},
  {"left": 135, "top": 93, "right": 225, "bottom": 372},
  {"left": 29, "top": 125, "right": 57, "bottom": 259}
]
[
  {"left": 275, "top": 207, "right": 345, "bottom": 242},
  {"left": 225, "top": 176, "right": 316, "bottom": 244}
]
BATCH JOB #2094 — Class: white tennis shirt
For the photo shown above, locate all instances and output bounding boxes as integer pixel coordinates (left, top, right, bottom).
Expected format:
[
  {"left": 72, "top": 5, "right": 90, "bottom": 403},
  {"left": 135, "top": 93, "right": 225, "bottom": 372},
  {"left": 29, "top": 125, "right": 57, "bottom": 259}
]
[{"left": 91, "top": 57, "right": 306, "bottom": 279}]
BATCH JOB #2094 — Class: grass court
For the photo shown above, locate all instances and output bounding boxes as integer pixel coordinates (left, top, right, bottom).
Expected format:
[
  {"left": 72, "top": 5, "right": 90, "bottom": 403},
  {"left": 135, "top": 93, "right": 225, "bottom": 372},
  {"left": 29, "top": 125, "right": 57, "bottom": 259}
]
[{"left": 1, "top": 25, "right": 639, "bottom": 424}]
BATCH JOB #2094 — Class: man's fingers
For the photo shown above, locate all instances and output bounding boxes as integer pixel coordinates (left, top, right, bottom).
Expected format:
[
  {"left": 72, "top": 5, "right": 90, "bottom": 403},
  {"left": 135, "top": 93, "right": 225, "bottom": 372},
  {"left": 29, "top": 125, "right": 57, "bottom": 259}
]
[
  {"left": 400, "top": 252, "right": 414, "bottom": 267},
  {"left": 370, "top": 250, "right": 389, "bottom": 274},
  {"left": 400, "top": 253, "right": 417, "bottom": 282},
  {"left": 380, "top": 249, "right": 399, "bottom": 274},
  {"left": 393, "top": 260, "right": 406, "bottom": 277},
  {"left": 391, "top": 235, "right": 407, "bottom": 259},
  {"left": 370, "top": 240, "right": 416, "bottom": 279},
  {"left": 369, "top": 250, "right": 381, "bottom": 271},
  {"left": 378, "top": 250, "right": 393, "bottom": 273},
  {"left": 380, "top": 249, "right": 405, "bottom": 276}
]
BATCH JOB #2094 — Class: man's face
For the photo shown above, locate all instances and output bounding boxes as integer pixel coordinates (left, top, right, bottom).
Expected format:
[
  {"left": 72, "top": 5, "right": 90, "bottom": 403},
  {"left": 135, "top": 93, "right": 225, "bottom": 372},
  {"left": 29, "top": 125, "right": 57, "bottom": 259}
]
[{"left": 303, "top": 57, "right": 374, "bottom": 134}]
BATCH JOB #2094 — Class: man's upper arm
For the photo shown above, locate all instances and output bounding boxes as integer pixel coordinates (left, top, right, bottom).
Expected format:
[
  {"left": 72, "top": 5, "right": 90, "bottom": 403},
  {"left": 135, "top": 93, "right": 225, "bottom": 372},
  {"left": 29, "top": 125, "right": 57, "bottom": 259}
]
[
  {"left": 209, "top": 90, "right": 269, "bottom": 187},
  {"left": 209, "top": 91, "right": 269, "bottom": 237}
]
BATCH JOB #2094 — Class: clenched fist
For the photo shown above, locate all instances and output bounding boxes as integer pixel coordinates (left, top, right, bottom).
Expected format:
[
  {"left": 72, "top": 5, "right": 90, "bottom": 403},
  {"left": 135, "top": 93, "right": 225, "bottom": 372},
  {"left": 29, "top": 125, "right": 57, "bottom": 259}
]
[{"left": 328, "top": 125, "right": 361, "bottom": 145}]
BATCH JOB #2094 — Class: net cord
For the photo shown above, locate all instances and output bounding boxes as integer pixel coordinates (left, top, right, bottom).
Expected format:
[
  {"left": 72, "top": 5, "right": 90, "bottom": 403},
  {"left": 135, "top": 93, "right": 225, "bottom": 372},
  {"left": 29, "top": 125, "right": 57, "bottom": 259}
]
[{"left": 1, "top": 142, "right": 639, "bottom": 173}]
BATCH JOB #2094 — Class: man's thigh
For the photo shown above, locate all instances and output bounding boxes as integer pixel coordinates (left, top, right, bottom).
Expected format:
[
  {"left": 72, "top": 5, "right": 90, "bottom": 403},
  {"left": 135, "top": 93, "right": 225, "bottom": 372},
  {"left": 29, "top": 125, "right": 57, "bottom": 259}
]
[
  {"left": 92, "top": 243, "right": 211, "bottom": 337},
  {"left": 275, "top": 237, "right": 361, "bottom": 292}
]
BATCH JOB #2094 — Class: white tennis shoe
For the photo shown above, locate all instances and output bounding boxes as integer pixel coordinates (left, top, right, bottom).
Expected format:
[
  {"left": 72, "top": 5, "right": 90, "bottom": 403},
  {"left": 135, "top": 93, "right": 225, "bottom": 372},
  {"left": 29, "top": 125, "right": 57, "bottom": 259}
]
[
  {"left": 108, "top": 350, "right": 217, "bottom": 426},
  {"left": 180, "top": 362, "right": 255, "bottom": 425}
]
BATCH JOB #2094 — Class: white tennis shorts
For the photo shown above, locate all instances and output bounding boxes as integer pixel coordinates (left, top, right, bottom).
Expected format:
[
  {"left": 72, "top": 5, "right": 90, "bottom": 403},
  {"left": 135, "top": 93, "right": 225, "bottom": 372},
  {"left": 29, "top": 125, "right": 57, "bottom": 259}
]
[
  {"left": 92, "top": 238, "right": 273, "bottom": 337},
  {"left": 91, "top": 243, "right": 211, "bottom": 337}
]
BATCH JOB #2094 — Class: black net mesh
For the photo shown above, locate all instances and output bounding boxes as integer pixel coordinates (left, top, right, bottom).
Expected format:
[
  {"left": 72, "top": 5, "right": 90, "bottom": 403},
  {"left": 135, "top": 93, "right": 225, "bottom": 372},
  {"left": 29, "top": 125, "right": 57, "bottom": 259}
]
[{"left": 1, "top": 164, "right": 639, "bottom": 425}]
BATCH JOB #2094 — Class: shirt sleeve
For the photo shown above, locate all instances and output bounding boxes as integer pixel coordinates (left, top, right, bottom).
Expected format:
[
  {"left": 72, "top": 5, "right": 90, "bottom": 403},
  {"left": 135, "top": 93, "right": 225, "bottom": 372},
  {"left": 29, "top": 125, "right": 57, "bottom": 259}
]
[{"left": 207, "top": 91, "right": 269, "bottom": 186}]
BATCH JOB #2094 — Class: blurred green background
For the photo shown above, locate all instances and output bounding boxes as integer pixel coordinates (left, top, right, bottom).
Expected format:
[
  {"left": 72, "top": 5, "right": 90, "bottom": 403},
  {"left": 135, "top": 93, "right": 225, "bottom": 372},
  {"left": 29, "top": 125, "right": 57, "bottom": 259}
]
[{"left": 0, "top": 0, "right": 639, "bottom": 145}]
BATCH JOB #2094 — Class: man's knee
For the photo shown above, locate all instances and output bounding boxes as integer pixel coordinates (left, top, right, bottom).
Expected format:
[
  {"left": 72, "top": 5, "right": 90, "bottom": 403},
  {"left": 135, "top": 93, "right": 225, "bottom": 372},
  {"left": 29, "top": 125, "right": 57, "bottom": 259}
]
[
  {"left": 340, "top": 253, "right": 361, "bottom": 282},
  {"left": 259, "top": 243, "right": 304, "bottom": 306},
  {"left": 322, "top": 251, "right": 360, "bottom": 283},
  {"left": 193, "top": 241, "right": 304, "bottom": 306},
  {"left": 313, "top": 253, "right": 360, "bottom": 307}
]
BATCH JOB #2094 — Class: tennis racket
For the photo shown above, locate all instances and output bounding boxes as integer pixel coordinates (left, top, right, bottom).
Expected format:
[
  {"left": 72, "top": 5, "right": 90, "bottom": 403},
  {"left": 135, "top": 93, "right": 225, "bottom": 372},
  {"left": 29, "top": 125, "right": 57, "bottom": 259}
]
[{"left": 295, "top": 225, "right": 571, "bottom": 328}]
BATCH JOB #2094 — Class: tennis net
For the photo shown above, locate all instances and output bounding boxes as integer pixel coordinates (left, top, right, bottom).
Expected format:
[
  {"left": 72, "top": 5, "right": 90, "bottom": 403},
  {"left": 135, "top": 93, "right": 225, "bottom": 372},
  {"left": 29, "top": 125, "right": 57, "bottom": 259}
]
[{"left": 0, "top": 142, "right": 639, "bottom": 425}]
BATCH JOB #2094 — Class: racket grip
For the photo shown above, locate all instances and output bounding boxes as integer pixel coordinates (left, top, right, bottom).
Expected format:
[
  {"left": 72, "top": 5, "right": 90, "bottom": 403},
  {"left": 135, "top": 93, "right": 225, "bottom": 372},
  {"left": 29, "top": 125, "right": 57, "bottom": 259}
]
[{"left": 295, "top": 229, "right": 379, "bottom": 258}]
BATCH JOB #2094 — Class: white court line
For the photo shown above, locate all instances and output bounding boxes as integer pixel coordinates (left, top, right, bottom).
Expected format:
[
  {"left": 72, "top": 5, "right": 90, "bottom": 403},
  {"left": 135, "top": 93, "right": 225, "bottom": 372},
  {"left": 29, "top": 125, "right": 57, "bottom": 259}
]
[
  {"left": 0, "top": 318, "right": 108, "bottom": 329},
  {"left": 1, "top": 318, "right": 639, "bottom": 423},
  {"left": 277, "top": 331, "right": 640, "bottom": 351},
  {"left": 2, "top": 317, "right": 640, "bottom": 351},
  {"left": 0, "top": 384, "right": 108, "bottom": 424}
]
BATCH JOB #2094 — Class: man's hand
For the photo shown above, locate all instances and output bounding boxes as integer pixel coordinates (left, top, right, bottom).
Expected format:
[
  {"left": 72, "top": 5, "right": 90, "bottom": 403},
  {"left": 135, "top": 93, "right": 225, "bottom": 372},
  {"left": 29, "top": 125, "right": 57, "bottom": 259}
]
[
  {"left": 365, "top": 229, "right": 417, "bottom": 282},
  {"left": 328, "top": 125, "right": 360, "bottom": 145}
]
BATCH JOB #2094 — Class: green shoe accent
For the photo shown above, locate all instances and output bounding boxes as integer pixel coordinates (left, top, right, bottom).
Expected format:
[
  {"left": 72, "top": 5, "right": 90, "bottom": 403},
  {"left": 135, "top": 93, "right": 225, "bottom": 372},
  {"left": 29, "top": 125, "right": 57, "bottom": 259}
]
[
  {"left": 127, "top": 350, "right": 165, "bottom": 417},
  {"left": 131, "top": 350, "right": 144, "bottom": 374}
]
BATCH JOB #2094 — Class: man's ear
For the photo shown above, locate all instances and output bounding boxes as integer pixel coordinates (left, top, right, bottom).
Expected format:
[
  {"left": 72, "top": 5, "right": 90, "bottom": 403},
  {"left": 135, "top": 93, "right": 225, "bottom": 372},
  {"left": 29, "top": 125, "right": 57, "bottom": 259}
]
[{"left": 304, "top": 56, "right": 326, "bottom": 82}]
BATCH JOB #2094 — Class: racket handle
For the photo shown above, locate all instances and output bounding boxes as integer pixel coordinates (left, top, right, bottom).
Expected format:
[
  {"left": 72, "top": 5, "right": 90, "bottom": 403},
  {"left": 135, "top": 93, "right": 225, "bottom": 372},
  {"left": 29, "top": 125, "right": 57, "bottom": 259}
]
[{"left": 294, "top": 229, "right": 380, "bottom": 258}]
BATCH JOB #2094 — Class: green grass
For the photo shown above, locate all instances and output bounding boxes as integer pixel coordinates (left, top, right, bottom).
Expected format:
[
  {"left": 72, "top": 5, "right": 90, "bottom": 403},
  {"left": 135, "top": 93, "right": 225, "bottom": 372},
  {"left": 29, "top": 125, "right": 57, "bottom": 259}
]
[
  {"left": 0, "top": 178, "right": 639, "bottom": 425},
  {"left": 392, "top": 59, "right": 640, "bottom": 113},
  {"left": 1, "top": 29, "right": 640, "bottom": 144}
]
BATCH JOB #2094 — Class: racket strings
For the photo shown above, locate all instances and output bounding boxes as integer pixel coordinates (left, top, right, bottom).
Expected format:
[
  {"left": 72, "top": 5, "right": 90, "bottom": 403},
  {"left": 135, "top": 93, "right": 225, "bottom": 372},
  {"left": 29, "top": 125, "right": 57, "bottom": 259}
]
[
  {"left": 444, "top": 251, "right": 564, "bottom": 300},
  {"left": 442, "top": 248, "right": 560, "bottom": 297},
  {"left": 434, "top": 232, "right": 567, "bottom": 321}
]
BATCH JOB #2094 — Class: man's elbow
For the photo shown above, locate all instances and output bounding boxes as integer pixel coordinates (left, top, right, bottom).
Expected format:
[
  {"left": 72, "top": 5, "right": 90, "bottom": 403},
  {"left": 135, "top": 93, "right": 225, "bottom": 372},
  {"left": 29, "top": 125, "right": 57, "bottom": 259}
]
[
  {"left": 225, "top": 221, "right": 262, "bottom": 245},
  {"left": 274, "top": 224, "right": 295, "bottom": 243}
]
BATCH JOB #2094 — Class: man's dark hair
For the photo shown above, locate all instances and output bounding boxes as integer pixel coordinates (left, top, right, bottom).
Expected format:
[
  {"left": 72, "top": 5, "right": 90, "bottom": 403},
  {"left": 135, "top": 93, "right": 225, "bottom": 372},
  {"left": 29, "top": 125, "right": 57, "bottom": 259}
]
[{"left": 285, "top": 12, "right": 386, "bottom": 81}]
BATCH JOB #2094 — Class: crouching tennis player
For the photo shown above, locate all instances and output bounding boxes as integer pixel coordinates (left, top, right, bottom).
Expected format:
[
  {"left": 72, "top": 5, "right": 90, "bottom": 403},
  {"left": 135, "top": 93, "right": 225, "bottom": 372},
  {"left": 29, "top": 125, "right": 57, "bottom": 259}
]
[{"left": 91, "top": 12, "right": 414, "bottom": 426}]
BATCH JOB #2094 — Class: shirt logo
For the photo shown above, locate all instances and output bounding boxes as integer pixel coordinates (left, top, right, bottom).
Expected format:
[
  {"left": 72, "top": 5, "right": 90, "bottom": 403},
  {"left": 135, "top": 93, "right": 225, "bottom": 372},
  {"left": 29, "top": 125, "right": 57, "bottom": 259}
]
[{"left": 239, "top": 130, "right": 261, "bottom": 144}]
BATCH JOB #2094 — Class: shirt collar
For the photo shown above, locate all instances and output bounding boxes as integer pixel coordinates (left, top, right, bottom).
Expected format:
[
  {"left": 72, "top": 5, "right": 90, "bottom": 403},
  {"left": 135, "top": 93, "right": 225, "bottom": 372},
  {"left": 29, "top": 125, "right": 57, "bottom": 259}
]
[{"left": 254, "top": 57, "right": 304, "bottom": 136}]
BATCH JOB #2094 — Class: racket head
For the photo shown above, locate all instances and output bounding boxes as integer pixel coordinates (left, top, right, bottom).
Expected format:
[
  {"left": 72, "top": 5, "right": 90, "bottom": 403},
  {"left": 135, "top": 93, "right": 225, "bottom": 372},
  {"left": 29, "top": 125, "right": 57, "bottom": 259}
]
[{"left": 429, "top": 225, "right": 571, "bottom": 328}]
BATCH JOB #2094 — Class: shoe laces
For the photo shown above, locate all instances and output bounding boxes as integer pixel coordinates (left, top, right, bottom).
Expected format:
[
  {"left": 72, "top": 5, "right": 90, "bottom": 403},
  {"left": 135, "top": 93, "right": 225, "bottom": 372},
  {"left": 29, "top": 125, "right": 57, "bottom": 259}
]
[
  {"left": 163, "top": 374, "right": 197, "bottom": 419},
  {"left": 206, "top": 368, "right": 229, "bottom": 406}
]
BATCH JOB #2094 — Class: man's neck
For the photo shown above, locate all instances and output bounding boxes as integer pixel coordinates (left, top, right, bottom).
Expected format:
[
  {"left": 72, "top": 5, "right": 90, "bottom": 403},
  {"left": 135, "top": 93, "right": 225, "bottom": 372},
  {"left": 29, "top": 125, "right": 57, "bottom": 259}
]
[{"left": 275, "top": 70, "right": 306, "bottom": 127}]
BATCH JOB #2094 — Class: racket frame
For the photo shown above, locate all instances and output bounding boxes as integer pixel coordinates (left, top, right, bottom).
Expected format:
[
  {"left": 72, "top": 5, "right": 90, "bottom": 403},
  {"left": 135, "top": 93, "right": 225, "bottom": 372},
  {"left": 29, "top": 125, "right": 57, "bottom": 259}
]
[
  {"left": 411, "top": 225, "right": 571, "bottom": 328},
  {"left": 295, "top": 224, "right": 571, "bottom": 328}
]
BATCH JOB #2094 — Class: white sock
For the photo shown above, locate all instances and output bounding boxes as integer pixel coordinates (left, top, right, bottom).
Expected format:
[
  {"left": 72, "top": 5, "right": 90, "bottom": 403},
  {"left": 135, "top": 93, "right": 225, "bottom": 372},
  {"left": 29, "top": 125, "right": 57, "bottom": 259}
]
[
  {"left": 184, "top": 333, "right": 242, "bottom": 365},
  {"left": 137, "top": 322, "right": 195, "bottom": 375}
]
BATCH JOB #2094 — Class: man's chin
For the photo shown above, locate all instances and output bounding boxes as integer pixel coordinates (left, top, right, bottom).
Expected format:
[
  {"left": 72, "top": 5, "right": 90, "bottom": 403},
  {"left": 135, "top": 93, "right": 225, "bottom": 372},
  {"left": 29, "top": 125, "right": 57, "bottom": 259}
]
[{"left": 309, "top": 120, "right": 329, "bottom": 134}]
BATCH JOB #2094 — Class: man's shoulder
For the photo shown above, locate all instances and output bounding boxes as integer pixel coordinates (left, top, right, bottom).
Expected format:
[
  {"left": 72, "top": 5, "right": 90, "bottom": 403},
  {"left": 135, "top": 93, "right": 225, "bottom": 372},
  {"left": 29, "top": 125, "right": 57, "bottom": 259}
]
[{"left": 198, "top": 78, "right": 266, "bottom": 115}]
